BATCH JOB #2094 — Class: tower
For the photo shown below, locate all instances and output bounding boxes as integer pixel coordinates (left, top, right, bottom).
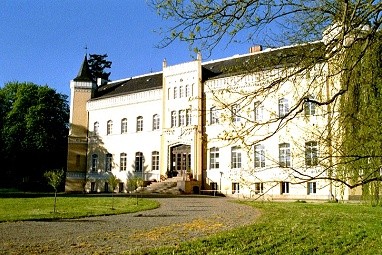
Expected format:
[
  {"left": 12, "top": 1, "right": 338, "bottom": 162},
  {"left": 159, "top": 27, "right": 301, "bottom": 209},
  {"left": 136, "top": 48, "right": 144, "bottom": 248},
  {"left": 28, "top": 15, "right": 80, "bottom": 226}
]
[{"left": 65, "top": 55, "right": 96, "bottom": 192}]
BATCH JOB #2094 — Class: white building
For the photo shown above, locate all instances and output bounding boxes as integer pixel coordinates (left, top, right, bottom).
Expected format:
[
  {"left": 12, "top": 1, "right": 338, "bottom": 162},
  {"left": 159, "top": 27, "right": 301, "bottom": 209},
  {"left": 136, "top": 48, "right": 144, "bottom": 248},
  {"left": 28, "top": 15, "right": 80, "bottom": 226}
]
[{"left": 65, "top": 40, "right": 359, "bottom": 201}]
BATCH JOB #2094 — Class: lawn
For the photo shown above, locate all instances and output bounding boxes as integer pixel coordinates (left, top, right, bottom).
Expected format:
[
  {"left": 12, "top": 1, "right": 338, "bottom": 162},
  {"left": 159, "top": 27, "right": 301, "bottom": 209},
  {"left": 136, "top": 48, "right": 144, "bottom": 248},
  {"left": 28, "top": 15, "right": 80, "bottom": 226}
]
[
  {"left": 133, "top": 201, "right": 382, "bottom": 255},
  {"left": 0, "top": 194, "right": 159, "bottom": 222}
]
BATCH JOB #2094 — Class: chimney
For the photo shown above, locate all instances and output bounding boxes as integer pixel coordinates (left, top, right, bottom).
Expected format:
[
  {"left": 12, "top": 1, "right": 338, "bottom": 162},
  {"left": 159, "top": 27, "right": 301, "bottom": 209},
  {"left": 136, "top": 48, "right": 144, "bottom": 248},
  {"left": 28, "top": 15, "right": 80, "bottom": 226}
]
[{"left": 249, "top": 45, "right": 262, "bottom": 53}]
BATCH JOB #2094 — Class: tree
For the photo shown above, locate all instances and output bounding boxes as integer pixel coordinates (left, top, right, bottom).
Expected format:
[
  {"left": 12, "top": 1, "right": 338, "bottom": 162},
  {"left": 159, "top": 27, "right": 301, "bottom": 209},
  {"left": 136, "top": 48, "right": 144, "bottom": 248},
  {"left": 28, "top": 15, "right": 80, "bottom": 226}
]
[
  {"left": 151, "top": 0, "right": 382, "bottom": 202},
  {"left": 108, "top": 173, "right": 120, "bottom": 210},
  {"left": 87, "top": 54, "right": 112, "bottom": 82},
  {"left": 0, "top": 82, "right": 69, "bottom": 189},
  {"left": 44, "top": 169, "right": 64, "bottom": 213}
]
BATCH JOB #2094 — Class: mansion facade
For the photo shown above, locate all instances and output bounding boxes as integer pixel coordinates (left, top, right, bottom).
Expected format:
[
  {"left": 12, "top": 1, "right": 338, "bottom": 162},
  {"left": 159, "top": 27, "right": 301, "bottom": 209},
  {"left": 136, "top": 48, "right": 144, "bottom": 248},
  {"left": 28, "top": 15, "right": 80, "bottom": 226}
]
[{"left": 65, "top": 40, "right": 360, "bottom": 201}]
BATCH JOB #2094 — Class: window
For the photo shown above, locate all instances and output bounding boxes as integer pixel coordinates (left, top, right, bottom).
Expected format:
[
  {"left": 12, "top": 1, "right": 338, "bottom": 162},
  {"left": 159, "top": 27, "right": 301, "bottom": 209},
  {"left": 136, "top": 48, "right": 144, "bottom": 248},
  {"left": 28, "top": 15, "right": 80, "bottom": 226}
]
[
  {"left": 136, "top": 116, "right": 143, "bottom": 132},
  {"left": 281, "top": 182, "right": 290, "bottom": 194},
  {"left": 308, "top": 182, "right": 317, "bottom": 194},
  {"left": 105, "top": 153, "right": 112, "bottom": 172},
  {"left": 304, "top": 97, "right": 316, "bottom": 116},
  {"left": 186, "top": 109, "right": 192, "bottom": 126},
  {"left": 135, "top": 152, "right": 144, "bottom": 172},
  {"left": 107, "top": 120, "right": 113, "bottom": 135},
  {"left": 231, "top": 146, "right": 242, "bottom": 168},
  {"left": 171, "top": 111, "right": 177, "bottom": 127},
  {"left": 254, "top": 101, "right": 264, "bottom": 122},
  {"left": 121, "top": 118, "right": 128, "bottom": 134},
  {"left": 167, "top": 88, "right": 171, "bottom": 100},
  {"left": 210, "top": 147, "right": 220, "bottom": 169},
  {"left": 179, "top": 110, "right": 185, "bottom": 126},
  {"left": 232, "top": 182, "right": 240, "bottom": 194},
  {"left": 278, "top": 98, "right": 289, "bottom": 117},
  {"left": 152, "top": 151, "right": 159, "bottom": 171},
  {"left": 91, "top": 154, "right": 98, "bottom": 172},
  {"left": 255, "top": 182, "right": 264, "bottom": 194},
  {"left": 173, "top": 87, "right": 178, "bottom": 99},
  {"left": 210, "top": 106, "right": 219, "bottom": 124},
  {"left": 279, "top": 143, "right": 291, "bottom": 167},
  {"left": 254, "top": 144, "right": 265, "bottom": 167},
  {"left": 232, "top": 104, "right": 241, "bottom": 122},
  {"left": 185, "top": 84, "right": 191, "bottom": 97},
  {"left": 152, "top": 114, "right": 160, "bottom": 130},
  {"left": 179, "top": 86, "right": 184, "bottom": 98},
  {"left": 93, "top": 122, "right": 99, "bottom": 135},
  {"left": 91, "top": 182, "right": 96, "bottom": 192},
  {"left": 305, "top": 141, "right": 318, "bottom": 166},
  {"left": 120, "top": 153, "right": 127, "bottom": 171}
]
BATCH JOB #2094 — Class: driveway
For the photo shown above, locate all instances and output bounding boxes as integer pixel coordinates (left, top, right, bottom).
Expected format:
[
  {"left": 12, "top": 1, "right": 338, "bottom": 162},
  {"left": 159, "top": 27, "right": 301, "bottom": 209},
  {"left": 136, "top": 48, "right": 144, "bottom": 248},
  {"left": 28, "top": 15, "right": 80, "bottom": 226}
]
[{"left": 0, "top": 196, "right": 259, "bottom": 255}]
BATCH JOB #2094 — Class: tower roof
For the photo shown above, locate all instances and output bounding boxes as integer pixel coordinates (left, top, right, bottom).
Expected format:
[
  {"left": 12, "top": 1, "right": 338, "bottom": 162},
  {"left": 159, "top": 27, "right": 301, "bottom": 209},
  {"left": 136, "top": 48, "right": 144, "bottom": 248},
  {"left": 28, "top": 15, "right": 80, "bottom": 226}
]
[{"left": 73, "top": 55, "right": 93, "bottom": 82}]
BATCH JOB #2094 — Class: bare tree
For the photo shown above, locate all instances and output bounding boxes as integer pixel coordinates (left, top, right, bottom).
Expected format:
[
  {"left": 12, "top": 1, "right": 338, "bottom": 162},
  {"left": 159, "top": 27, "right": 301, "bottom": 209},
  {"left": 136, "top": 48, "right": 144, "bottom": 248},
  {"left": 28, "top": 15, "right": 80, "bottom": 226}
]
[{"left": 151, "top": 0, "right": 382, "bottom": 202}]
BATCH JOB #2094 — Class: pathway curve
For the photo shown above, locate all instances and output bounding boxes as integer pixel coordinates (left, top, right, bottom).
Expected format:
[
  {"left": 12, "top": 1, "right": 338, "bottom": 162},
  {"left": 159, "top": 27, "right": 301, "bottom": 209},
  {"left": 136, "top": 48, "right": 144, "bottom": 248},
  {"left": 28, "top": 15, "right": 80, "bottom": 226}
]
[{"left": 0, "top": 196, "right": 259, "bottom": 255}]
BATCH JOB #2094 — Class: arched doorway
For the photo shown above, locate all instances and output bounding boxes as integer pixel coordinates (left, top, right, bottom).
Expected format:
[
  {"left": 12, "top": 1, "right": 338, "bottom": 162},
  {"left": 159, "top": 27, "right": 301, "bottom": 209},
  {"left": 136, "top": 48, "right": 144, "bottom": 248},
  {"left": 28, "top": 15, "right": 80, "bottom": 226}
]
[{"left": 170, "top": 144, "right": 191, "bottom": 178}]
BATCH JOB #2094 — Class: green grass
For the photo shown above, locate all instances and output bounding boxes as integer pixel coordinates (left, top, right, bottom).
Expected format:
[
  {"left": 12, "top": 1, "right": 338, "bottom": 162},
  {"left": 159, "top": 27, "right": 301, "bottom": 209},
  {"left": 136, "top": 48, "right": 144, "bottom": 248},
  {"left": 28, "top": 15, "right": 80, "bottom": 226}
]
[
  {"left": 0, "top": 194, "right": 159, "bottom": 222},
  {"left": 133, "top": 201, "right": 382, "bottom": 255}
]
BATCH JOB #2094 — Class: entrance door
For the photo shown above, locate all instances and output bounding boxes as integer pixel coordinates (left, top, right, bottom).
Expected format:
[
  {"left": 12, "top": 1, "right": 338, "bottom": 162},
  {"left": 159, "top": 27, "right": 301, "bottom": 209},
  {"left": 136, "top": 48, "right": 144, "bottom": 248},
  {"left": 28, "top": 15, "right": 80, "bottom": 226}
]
[{"left": 170, "top": 145, "right": 191, "bottom": 177}]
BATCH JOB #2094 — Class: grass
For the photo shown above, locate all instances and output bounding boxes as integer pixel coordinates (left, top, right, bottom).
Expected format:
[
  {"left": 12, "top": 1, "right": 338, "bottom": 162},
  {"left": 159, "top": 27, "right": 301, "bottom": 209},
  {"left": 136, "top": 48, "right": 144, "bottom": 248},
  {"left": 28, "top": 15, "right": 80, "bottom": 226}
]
[
  {"left": 131, "top": 201, "right": 382, "bottom": 255},
  {"left": 0, "top": 194, "right": 159, "bottom": 222}
]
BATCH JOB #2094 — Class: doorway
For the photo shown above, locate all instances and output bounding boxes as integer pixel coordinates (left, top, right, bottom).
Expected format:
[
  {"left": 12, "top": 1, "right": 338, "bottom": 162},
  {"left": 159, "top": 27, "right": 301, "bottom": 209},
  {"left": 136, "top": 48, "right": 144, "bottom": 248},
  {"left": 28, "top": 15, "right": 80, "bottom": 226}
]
[{"left": 170, "top": 144, "right": 191, "bottom": 177}]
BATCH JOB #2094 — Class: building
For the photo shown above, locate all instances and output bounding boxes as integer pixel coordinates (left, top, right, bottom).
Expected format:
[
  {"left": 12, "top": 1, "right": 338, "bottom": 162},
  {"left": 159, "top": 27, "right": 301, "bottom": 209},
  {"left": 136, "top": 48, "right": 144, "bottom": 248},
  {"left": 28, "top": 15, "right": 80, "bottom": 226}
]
[{"left": 65, "top": 38, "right": 360, "bottom": 200}]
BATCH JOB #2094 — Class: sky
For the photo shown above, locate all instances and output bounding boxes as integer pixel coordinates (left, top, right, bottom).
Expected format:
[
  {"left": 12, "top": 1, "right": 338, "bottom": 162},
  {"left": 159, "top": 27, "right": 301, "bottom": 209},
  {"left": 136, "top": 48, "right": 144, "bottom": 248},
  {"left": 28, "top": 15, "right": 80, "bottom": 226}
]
[{"left": 0, "top": 0, "right": 253, "bottom": 98}]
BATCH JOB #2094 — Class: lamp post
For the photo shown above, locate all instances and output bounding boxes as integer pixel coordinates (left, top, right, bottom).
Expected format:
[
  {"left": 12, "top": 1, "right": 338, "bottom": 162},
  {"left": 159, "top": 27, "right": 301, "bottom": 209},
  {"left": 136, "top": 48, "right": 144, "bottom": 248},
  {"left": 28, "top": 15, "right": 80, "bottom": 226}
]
[{"left": 219, "top": 171, "right": 223, "bottom": 193}]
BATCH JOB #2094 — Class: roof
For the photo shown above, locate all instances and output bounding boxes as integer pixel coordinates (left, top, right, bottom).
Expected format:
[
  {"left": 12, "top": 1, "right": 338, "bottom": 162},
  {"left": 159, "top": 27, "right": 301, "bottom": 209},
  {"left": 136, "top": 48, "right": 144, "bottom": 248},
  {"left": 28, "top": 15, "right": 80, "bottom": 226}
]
[
  {"left": 90, "top": 41, "right": 324, "bottom": 99},
  {"left": 202, "top": 41, "right": 325, "bottom": 80},
  {"left": 95, "top": 72, "right": 163, "bottom": 99},
  {"left": 73, "top": 55, "right": 93, "bottom": 82}
]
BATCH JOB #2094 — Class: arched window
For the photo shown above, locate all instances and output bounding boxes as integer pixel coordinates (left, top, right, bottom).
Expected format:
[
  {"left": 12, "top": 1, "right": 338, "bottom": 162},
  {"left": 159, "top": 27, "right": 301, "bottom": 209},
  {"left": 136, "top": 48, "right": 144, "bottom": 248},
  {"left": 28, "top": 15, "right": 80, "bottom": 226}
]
[
  {"left": 171, "top": 111, "right": 177, "bottom": 127},
  {"left": 107, "top": 120, "right": 113, "bottom": 135},
  {"left": 93, "top": 122, "right": 99, "bottom": 135},
  {"left": 254, "top": 144, "right": 265, "bottom": 167},
  {"left": 135, "top": 152, "right": 144, "bottom": 172},
  {"left": 151, "top": 151, "right": 159, "bottom": 171},
  {"left": 121, "top": 118, "right": 128, "bottom": 134},
  {"left": 279, "top": 143, "right": 291, "bottom": 167},
  {"left": 278, "top": 98, "right": 289, "bottom": 117},
  {"left": 91, "top": 154, "right": 98, "bottom": 172},
  {"left": 120, "top": 153, "right": 127, "bottom": 171},
  {"left": 152, "top": 114, "right": 160, "bottom": 130},
  {"left": 231, "top": 146, "right": 242, "bottom": 168},
  {"left": 105, "top": 153, "right": 112, "bottom": 172},
  {"left": 305, "top": 141, "right": 318, "bottom": 166},
  {"left": 178, "top": 110, "right": 185, "bottom": 126},
  {"left": 210, "top": 147, "right": 220, "bottom": 169},
  {"left": 136, "top": 116, "right": 143, "bottom": 132}
]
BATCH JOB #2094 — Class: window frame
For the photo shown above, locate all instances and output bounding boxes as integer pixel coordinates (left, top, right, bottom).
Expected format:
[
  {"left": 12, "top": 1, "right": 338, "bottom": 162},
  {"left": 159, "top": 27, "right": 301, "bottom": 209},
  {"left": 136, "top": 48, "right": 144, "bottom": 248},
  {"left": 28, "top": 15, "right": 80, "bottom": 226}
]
[
  {"left": 105, "top": 153, "right": 112, "bottom": 172},
  {"left": 120, "top": 153, "right": 127, "bottom": 171},
  {"left": 278, "top": 98, "right": 289, "bottom": 118},
  {"left": 135, "top": 152, "right": 144, "bottom": 172},
  {"left": 231, "top": 104, "right": 241, "bottom": 123},
  {"left": 151, "top": 151, "right": 159, "bottom": 171},
  {"left": 136, "top": 116, "right": 143, "bottom": 132},
  {"left": 107, "top": 120, "right": 113, "bottom": 135},
  {"left": 209, "top": 147, "right": 220, "bottom": 169},
  {"left": 93, "top": 121, "right": 99, "bottom": 135},
  {"left": 171, "top": 111, "right": 177, "bottom": 127},
  {"left": 121, "top": 118, "right": 128, "bottom": 134},
  {"left": 254, "top": 144, "right": 265, "bottom": 168},
  {"left": 210, "top": 106, "right": 219, "bottom": 124},
  {"left": 279, "top": 143, "right": 291, "bottom": 167},
  {"left": 91, "top": 154, "right": 98, "bottom": 172},
  {"left": 152, "top": 114, "right": 160, "bottom": 131},
  {"left": 231, "top": 146, "right": 242, "bottom": 169}
]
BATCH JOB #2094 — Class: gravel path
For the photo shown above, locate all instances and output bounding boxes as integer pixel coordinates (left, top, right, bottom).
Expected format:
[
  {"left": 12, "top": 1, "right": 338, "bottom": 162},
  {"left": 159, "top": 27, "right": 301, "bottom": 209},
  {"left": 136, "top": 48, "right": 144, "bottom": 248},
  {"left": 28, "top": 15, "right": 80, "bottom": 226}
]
[{"left": 0, "top": 196, "right": 259, "bottom": 255}]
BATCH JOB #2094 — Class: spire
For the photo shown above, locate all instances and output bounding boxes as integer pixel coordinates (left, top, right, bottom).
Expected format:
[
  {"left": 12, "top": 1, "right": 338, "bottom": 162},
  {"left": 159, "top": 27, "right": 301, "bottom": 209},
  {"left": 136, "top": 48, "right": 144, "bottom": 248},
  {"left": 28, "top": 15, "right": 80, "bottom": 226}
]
[{"left": 73, "top": 55, "right": 93, "bottom": 82}]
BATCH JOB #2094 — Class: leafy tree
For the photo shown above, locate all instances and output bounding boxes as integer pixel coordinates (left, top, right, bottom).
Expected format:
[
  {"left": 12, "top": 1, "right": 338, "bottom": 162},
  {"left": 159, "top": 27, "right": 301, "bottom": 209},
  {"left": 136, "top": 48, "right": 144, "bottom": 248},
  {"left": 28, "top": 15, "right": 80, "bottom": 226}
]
[
  {"left": 151, "top": 0, "right": 382, "bottom": 202},
  {"left": 0, "top": 82, "right": 69, "bottom": 189},
  {"left": 44, "top": 169, "right": 64, "bottom": 213},
  {"left": 108, "top": 173, "right": 120, "bottom": 210},
  {"left": 87, "top": 54, "right": 112, "bottom": 81}
]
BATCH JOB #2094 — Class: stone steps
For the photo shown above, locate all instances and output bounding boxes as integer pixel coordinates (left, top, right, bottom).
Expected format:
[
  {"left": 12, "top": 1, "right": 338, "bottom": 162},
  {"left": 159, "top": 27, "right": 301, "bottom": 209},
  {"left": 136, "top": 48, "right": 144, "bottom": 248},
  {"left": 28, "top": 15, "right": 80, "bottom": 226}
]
[{"left": 134, "top": 177, "right": 183, "bottom": 195}]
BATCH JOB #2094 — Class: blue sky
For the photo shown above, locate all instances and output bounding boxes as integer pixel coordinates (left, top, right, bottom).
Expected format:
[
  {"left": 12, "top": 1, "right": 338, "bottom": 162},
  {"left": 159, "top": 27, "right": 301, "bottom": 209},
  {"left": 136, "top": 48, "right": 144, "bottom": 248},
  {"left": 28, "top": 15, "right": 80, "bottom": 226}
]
[{"left": 0, "top": 1, "right": 253, "bottom": 98}]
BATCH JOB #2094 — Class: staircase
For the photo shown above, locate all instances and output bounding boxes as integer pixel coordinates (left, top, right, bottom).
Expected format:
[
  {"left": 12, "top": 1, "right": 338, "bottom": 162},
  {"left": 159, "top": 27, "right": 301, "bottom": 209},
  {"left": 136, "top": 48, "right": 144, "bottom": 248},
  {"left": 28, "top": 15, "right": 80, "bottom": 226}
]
[{"left": 134, "top": 177, "right": 184, "bottom": 195}]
